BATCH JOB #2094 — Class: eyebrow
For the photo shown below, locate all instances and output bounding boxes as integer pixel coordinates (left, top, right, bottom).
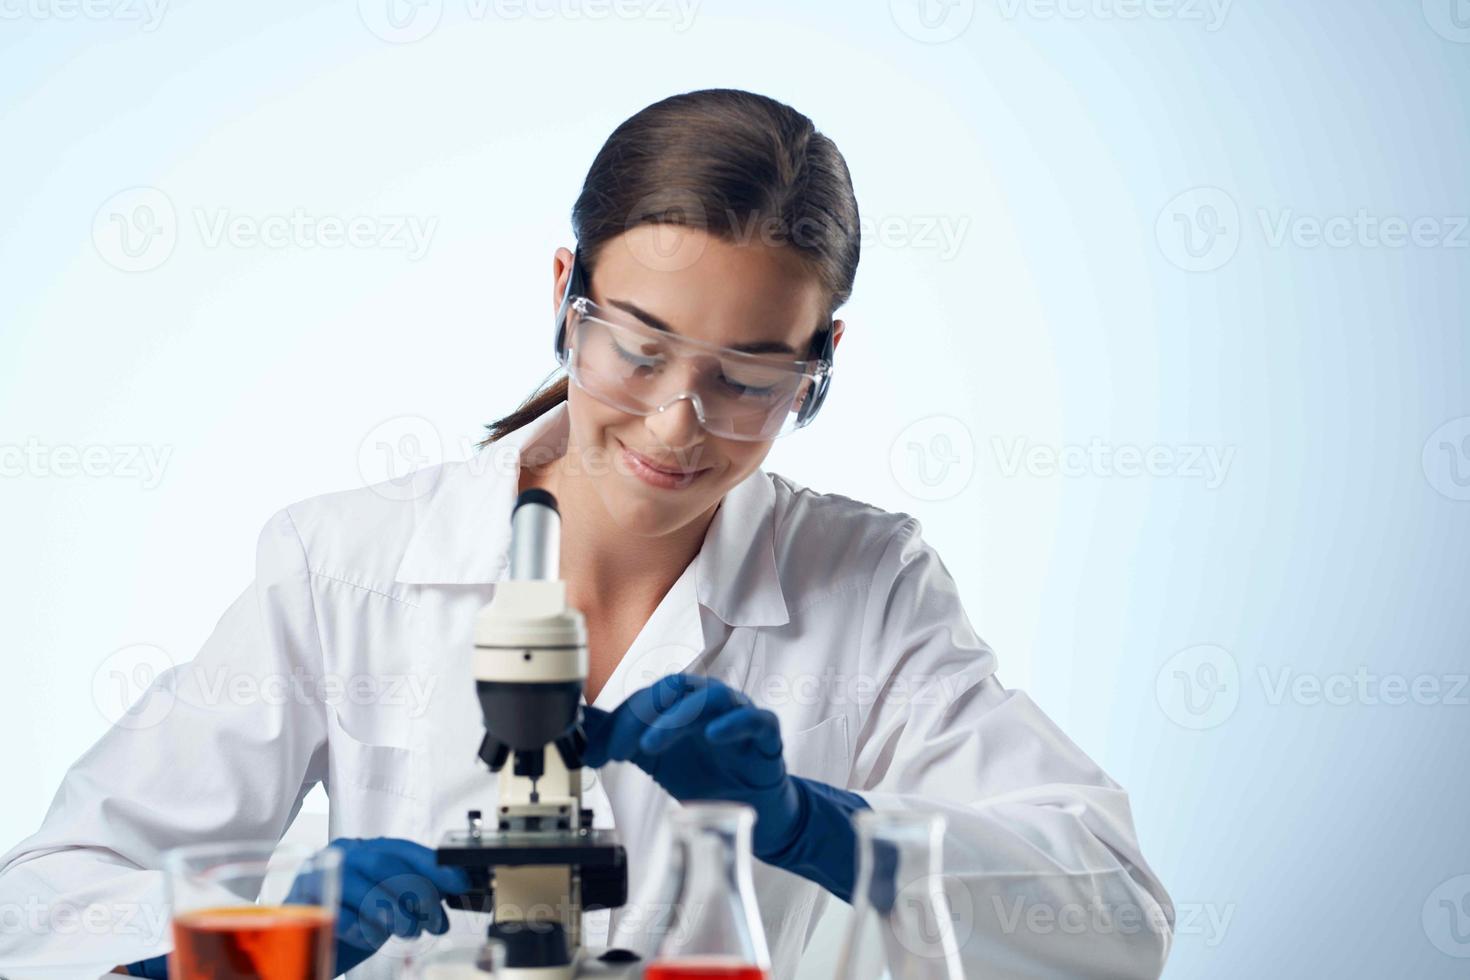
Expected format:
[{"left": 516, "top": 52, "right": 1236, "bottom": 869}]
[{"left": 606, "top": 298, "right": 801, "bottom": 356}]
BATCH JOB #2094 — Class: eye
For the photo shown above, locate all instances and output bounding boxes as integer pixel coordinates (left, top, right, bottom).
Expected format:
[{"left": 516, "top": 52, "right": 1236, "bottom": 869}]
[
  {"left": 609, "top": 335, "right": 662, "bottom": 370},
  {"left": 717, "top": 374, "right": 778, "bottom": 398}
]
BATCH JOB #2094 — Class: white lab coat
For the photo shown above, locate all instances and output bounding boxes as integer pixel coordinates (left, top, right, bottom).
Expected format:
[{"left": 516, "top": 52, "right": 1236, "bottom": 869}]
[{"left": 0, "top": 400, "right": 1173, "bottom": 979}]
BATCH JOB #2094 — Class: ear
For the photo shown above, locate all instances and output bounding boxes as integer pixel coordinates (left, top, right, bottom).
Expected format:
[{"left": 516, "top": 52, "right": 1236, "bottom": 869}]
[
  {"left": 831, "top": 319, "right": 846, "bottom": 354},
  {"left": 553, "top": 246, "right": 576, "bottom": 312}
]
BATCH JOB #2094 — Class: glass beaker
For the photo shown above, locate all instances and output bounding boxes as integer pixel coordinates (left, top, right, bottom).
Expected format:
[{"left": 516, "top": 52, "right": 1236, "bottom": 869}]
[
  {"left": 832, "top": 810, "right": 964, "bottom": 980},
  {"left": 164, "top": 839, "right": 341, "bottom": 980},
  {"left": 644, "top": 801, "right": 772, "bottom": 980}
]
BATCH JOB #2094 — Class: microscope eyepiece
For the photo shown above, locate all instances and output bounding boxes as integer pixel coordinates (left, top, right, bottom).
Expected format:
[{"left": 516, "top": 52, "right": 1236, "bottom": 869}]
[
  {"left": 514, "top": 488, "right": 558, "bottom": 514},
  {"left": 509, "top": 489, "right": 561, "bottom": 581}
]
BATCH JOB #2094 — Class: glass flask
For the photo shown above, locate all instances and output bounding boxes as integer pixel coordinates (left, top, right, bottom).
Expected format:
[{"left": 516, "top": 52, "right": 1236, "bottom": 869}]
[
  {"left": 832, "top": 810, "right": 965, "bottom": 980},
  {"left": 399, "top": 937, "right": 507, "bottom": 978},
  {"left": 644, "top": 801, "right": 772, "bottom": 980},
  {"left": 164, "top": 839, "right": 341, "bottom": 980}
]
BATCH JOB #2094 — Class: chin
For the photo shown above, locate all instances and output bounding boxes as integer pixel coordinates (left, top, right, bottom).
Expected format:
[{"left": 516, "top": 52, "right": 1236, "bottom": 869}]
[{"left": 598, "top": 486, "right": 710, "bottom": 538}]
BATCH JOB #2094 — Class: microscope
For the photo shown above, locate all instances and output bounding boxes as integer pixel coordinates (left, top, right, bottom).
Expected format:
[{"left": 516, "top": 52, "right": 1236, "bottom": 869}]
[{"left": 437, "top": 488, "right": 630, "bottom": 978}]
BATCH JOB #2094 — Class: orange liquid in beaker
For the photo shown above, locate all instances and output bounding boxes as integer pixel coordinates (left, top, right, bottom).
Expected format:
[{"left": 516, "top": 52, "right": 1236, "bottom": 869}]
[
  {"left": 645, "top": 957, "right": 769, "bottom": 980},
  {"left": 171, "top": 905, "right": 334, "bottom": 980}
]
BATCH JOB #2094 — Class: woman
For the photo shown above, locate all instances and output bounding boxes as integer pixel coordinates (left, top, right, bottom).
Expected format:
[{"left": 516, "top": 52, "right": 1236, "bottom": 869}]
[{"left": 0, "top": 89, "right": 1173, "bottom": 979}]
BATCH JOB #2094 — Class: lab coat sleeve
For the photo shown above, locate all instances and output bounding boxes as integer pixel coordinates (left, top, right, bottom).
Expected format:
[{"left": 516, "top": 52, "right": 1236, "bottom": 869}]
[
  {"left": 0, "top": 507, "right": 329, "bottom": 979},
  {"left": 850, "top": 517, "right": 1174, "bottom": 980}
]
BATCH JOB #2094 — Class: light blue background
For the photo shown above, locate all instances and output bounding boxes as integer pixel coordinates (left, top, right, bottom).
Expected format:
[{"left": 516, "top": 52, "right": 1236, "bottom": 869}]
[{"left": 2, "top": 0, "right": 1467, "bottom": 976}]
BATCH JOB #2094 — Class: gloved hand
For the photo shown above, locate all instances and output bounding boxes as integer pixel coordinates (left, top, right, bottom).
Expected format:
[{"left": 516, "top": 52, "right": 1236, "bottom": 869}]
[
  {"left": 292, "top": 837, "right": 472, "bottom": 976},
  {"left": 582, "top": 672, "right": 870, "bottom": 902}
]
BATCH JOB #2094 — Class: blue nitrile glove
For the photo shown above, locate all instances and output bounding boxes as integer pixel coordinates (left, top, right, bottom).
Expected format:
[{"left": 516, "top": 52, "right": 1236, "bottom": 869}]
[
  {"left": 287, "top": 837, "right": 472, "bottom": 976},
  {"left": 582, "top": 672, "right": 870, "bottom": 902},
  {"left": 125, "top": 956, "right": 168, "bottom": 978}
]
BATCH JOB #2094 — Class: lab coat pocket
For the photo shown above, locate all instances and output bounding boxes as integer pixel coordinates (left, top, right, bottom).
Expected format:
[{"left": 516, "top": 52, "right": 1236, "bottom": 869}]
[
  {"left": 782, "top": 714, "right": 851, "bottom": 785},
  {"left": 325, "top": 706, "right": 423, "bottom": 803}
]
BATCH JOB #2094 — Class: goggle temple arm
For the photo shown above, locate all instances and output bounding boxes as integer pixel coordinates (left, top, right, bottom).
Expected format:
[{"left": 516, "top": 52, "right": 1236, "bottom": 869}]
[
  {"left": 796, "top": 316, "right": 836, "bottom": 428},
  {"left": 553, "top": 245, "right": 590, "bottom": 364}
]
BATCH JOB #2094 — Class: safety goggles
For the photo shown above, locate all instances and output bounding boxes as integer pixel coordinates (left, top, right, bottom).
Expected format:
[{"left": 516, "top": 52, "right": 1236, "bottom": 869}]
[{"left": 552, "top": 247, "right": 835, "bottom": 442}]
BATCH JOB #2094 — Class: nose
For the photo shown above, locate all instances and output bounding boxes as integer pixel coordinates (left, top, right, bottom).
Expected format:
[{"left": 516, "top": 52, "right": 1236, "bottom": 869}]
[{"left": 643, "top": 392, "right": 707, "bottom": 463}]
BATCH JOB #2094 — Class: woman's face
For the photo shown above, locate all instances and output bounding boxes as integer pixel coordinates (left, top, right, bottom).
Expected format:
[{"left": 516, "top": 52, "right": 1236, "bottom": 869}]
[{"left": 552, "top": 224, "right": 843, "bottom": 538}]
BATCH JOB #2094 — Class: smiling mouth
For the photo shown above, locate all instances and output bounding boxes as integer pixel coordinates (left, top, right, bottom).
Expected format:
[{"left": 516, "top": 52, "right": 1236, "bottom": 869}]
[{"left": 618, "top": 440, "right": 712, "bottom": 482}]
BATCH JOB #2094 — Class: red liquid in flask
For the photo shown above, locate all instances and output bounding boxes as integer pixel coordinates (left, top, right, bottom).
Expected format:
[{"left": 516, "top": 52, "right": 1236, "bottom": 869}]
[{"left": 644, "top": 958, "right": 768, "bottom": 980}]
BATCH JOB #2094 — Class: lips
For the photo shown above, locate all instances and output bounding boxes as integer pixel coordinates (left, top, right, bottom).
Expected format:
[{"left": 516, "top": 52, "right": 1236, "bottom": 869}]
[{"left": 618, "top": 439, "right": 711, "bottom": 488}]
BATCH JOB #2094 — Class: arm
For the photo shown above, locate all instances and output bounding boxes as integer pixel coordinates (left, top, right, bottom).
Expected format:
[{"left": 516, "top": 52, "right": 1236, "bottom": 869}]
[
  {"left": 0, "top": 508, "right": 330, "bottom": 976},
  {"left": 850, "top": 517, "right": 1175, "bottom": 979}
]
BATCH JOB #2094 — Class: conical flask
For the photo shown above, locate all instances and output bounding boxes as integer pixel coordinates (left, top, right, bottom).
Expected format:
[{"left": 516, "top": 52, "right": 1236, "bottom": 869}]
[
  {"left": 832, "top": 810, "right": 965, "bottom": 980},
  {"left": 645, "top": 801, "right": 772, "bottom": 980}
]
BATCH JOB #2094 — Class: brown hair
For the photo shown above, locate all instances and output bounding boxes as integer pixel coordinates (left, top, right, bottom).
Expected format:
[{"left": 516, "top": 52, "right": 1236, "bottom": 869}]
[{"left": 475, "top": 88, "right": 861, "bottom": 450}]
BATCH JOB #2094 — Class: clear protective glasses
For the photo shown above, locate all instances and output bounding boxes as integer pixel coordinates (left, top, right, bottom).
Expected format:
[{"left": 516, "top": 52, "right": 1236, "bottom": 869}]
[{"left": 553, "top": 247, "right": 835, "bottom": 442}]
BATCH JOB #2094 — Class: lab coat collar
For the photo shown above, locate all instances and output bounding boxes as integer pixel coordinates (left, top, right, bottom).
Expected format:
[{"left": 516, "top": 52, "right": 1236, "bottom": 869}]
[{"left": 392, "top": 399, "right": 790, "bottom": 628}]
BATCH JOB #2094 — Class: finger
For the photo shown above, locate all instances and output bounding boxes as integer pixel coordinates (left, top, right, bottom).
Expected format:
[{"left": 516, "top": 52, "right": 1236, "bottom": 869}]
[
  {"left": 638, "top": 683, "right": 749, "bottom": 756},
  {"left": 363, "top": 838, "right": 471, "bottom": 895},
  {"left": 586, "top": 673, "right": 704, "bottom": 765},
  {"left": 705, "top": 706, "right": 783, "bottom": 758},
  {"left": 349, "top": 840, "right": 462, "bottom": 940},
  {"left": 339, "top": 865, "right": 393, "bottom": 951},
  {"left": 580, "top": 705, "right": 617, "bottom": 768},
  {"left": 584, "top": 697, "right": 653, "bottom": 765},
  {"left": 356, "top": 872, "right": 447, "bottom": 941}
]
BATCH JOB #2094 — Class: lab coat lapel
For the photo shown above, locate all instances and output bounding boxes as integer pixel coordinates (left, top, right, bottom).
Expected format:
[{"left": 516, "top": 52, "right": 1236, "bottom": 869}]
[{"left": 393, "top": 401, "right": 569, "bottom": 586}]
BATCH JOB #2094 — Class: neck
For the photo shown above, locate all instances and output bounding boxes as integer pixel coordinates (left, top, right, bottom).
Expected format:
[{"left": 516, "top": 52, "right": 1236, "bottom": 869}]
[{"left": 520, "top": 444, "right": 719, "bottom": 612}]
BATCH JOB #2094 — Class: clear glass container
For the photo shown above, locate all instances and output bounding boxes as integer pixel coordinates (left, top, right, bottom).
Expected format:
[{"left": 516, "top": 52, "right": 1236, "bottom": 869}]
[
  {"left": 400, "top": 937, "right": 507, "bottom": 978},
  {"left": 832, "top": 810, "right": 964, "bottom": 980},
  {"left": 645, "top": 801, "right": 772, "bottom": 980},
  {"left": 164, "top": 839, "right": 341, "bottom": 980}
]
